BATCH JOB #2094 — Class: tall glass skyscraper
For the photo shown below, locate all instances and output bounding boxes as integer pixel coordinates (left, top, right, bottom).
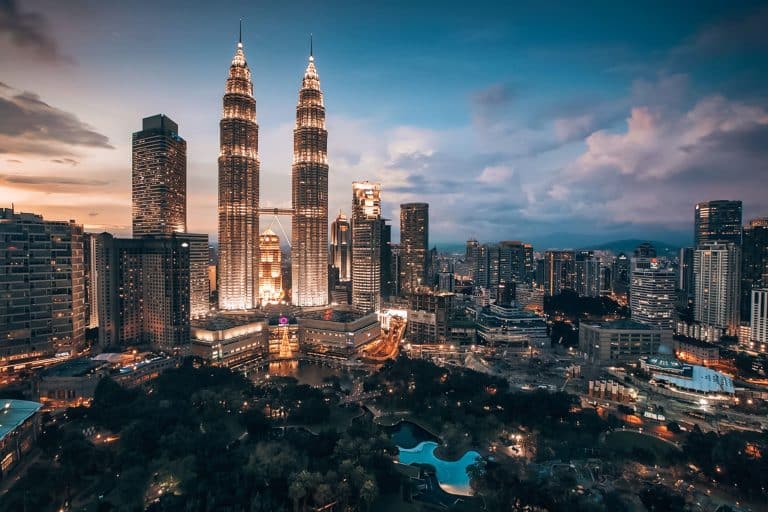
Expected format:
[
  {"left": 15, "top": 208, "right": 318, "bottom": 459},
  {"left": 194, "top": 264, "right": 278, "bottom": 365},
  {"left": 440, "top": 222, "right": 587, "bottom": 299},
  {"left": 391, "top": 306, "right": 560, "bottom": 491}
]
[
  {"left": 694, "top": 200, "right": 742, "bottom": 248},
  {"left": 292, "top": 45, "right": 329, "bottom": 306},
  {"left": 218, "top": 31, "right": 260, "bottom": 310},
  {"left": 132, "top": 114, "right": 187, "bottom": 237},
  {"left": 331, "top": 212, "right": 352, "bottom": 282},
  {"left": 351, "top": 182, "right": 382, "bottom": 313},
  {"left": 400, "top": 203, "right": 429, "bottom": 295}
]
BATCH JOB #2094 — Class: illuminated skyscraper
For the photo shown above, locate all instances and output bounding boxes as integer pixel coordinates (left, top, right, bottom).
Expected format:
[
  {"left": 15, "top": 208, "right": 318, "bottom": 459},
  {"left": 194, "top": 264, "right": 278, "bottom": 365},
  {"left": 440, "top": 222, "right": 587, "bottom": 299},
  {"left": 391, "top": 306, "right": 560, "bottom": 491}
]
[
  {"left": 630, "top": 267, "right": 676, "bottom": 329},
  {"left": 331, "top": 212, "right": 351, "bottom": 282},
  {"left": 400, "top": 203, "right": 429, "bottom": 295},
  {"left": 741, "top": 218, "right": 768, "bottom": 320},
  {"left": 543, "top": 250, "right": 575, "bottom": 296},
  {"left": 694, "top": 200, "right": 742, "bottom": 248},
  {"left": 694, "top": 242, "right": 741, "bottom": 336},
  {"left": 259, "top": 228, "right": 283, "bottom": 304},
  {"left": 292, "top": 42, "right": 329, "bottom": 307},
  {"left": 352, "top": 182, "right": 382, "bottom": 313},
  {"left": 132, "top": 114, "right": 187, "bottom": 237},
  {"left": 218, "top": 29, "right": 260, "bottom": 310}
]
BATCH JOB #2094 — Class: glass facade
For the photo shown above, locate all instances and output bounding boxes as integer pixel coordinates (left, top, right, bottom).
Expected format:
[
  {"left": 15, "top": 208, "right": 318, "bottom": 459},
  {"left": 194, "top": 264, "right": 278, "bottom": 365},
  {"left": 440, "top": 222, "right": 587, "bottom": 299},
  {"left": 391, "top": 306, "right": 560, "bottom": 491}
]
[
  {"left": 218, "top": 37, "right": 260, "bottom": 310},
  {"left": 292, "top": 51, "right": 329, "bottom": 307}
]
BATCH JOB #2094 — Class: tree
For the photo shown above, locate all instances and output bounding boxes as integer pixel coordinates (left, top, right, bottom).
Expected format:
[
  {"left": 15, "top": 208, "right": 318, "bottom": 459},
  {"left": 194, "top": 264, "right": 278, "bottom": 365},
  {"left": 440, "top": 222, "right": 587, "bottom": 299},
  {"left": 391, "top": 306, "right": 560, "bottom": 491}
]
[
  {"left": 288, "top": 481, "right": 306, "bottom": 512},
  {"left": 313, "top": 483, "right": 333, "bottom": 508},
  {"left": 360, "top": 479, "right": 378, "bottom": 512}
]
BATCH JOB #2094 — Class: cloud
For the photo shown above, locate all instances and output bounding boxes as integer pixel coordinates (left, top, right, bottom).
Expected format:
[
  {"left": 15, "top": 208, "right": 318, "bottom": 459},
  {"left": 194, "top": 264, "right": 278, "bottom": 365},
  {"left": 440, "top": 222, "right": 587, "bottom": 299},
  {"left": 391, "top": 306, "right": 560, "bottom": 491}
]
[
  {"left": 0, "top": 0, "right": 72, "bottom": 63},
  {"left": 0, "top": 173, "right": 111, "bottom": 192},
  {"left": 0, "top": 85, "right": 113, "bottom": 155},
  {"left": 471, "top": 83, "right": 516, "bottom": 131},
  {"left": 51, "top": 158, "right": 79, "bottom": 166},
  {"left": 543, "top": 90, "right": 768, "bottom": 235},
  {"left": 671, "top": 5, "right": 768, "bottom": 60}
]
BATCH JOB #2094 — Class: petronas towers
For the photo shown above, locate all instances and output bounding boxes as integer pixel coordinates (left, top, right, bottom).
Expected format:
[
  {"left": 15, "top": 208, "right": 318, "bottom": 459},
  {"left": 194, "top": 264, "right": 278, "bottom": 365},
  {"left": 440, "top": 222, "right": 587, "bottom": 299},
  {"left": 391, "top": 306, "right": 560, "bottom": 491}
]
[
  {"left": 291, "top": 48, "right": 329, "bottom": 307},
  {"left": 218, "top": 30, "right": 328, "bottom": 310},
  {"left": 218, "top": 33, "right": 260, "bottom": 310}
]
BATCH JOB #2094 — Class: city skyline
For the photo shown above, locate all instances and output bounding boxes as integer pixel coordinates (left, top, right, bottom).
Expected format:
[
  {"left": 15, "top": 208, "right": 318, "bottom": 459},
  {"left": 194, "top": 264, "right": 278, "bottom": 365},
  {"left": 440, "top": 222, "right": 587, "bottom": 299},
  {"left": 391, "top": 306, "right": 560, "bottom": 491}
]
[{"left": 1, "top": 1, "right": 768, "bottom": 247}]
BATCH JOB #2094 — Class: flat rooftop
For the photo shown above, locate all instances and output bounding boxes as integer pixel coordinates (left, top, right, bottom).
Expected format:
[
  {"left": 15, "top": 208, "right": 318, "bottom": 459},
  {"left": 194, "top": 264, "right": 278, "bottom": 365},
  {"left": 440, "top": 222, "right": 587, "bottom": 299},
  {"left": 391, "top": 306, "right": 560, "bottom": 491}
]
[
  {"left": 0, "top": 399, "right": 42, "bottom": 441},
  {"left": 298, "top": 309, "right": 369, "bottom": 323},
  {"left": 42, "top": 358, "right": 105, "bottom": 377},
  {"left": 589, "top": 319, "right": 658, "bottom": 331},
  {"left": 192, "top": 314, "right": 268, "bottom": 331}
]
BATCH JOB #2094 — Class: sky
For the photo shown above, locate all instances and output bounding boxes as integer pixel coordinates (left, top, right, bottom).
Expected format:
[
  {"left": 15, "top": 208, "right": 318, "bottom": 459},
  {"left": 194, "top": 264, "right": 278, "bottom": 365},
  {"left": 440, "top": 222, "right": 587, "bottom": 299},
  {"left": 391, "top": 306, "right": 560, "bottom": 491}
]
[{"left": 1, "top": 0, "right": 767, "bottom": 248}]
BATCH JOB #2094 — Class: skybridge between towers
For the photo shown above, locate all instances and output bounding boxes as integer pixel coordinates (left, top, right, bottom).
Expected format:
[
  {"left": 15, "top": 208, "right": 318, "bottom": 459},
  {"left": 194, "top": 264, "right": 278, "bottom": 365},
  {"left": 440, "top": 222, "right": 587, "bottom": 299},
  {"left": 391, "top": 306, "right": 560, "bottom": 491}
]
[{"left": 258, "top": 208, "right": 293, "bottom": 248}]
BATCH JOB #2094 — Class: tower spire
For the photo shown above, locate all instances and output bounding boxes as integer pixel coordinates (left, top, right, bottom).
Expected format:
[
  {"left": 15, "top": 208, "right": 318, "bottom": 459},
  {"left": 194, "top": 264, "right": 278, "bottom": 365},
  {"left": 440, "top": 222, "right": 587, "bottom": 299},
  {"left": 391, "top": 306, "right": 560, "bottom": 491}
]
[
  {"left": 239, "top": 18, "right": 243, "bottom": 47},
  {"left": 310, "top": 33, "right": 313, "bottom": 58}
]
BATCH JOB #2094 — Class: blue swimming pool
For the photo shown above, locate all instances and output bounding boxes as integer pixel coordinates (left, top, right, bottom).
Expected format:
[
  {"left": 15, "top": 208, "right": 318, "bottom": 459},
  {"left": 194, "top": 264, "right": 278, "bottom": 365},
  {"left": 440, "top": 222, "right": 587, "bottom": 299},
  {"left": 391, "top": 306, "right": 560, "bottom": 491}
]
[{"left": 397, "top": 441, "right": 481, "bottom": 496}]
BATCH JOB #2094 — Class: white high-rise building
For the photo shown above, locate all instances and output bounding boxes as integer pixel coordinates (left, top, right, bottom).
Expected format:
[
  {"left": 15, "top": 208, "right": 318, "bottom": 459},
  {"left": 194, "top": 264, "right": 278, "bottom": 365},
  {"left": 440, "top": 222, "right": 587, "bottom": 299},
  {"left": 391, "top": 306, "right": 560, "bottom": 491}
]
[
  {"left": 750, "top": 289, "right": 768, "bottom": 348},
  {"left": 694, "top": 242, "right": 741, "bottom": 336},
  {"left": 630, "top": 268, "right": 676, "bottom": 329}
]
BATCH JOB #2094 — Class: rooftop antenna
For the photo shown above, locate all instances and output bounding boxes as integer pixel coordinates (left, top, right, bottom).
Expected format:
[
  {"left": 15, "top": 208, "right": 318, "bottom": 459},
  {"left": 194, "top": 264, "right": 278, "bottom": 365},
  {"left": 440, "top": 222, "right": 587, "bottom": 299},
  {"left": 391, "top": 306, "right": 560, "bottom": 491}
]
[
  {"left": 310, "top": 33, "right": 313, "bottom": 59},
  {"left": 239, "top": 18, "right": 243, "bottom": 46}
]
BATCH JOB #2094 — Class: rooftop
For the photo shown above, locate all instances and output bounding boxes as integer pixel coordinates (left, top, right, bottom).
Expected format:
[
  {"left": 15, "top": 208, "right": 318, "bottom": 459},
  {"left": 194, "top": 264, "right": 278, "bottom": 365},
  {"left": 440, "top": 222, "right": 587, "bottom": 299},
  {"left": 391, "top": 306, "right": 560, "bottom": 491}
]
[
  {"left": 192, "top": 313, "right": 268, "bottom": 331},
  {"left": 589, "top": 319, "right": 659, "bottom": 331},
  {"left": 42, "top": 358, "right": 106, "bottom": 378},
  {"left": 0, "top": 399, "right": 42, "bottom": 441}
]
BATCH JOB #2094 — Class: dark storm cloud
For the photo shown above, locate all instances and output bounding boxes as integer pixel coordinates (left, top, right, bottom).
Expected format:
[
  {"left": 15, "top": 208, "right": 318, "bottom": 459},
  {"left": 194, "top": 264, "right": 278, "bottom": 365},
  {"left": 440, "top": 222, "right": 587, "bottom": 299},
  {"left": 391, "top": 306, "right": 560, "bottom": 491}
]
[
  {"left": 0, "top": 85, "right": 113, "bottom": 154},
  {"left": 0, "top": 0, "right": 72, "bottom": 63}
]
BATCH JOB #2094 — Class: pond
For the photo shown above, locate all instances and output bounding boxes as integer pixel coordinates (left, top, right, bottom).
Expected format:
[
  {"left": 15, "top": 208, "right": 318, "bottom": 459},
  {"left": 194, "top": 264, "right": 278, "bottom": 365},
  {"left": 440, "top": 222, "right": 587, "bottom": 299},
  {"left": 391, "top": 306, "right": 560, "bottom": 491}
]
[{"left": 397, "top": 441, "right": 481, "bottom": 496}]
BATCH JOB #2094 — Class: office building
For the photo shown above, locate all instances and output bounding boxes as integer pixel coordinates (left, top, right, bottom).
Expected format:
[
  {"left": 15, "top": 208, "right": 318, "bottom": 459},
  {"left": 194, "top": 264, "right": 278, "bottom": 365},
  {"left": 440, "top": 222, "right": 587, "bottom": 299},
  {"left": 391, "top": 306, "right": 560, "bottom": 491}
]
[
  {"left": 694, "top": 242, "right": 741, "bottom": 336},
  {"left": 330, "top": 212, "right": 352, "bottom": 282},
  {"left": 741, "top": 219, "right": 768, "bottom": 321},
  {"left": 575, "top": 250, "right": 601, "bottom": 297},
  {"left": 407, "top": 289, "right": 453, "bottom": 344},
  {"left": 678, "top": 247, "right": 694, "bottom": 302},
  {"left": 476, "top": 303, "right": 548, "bottom": 353},
  {"left": 132, "top": 114, "right": 187, "bottom": 237},
  {"left": 292, "top": 46, "right": 329, "bottom": 307},
  {"left": 694, "top": 200, "right": 742, "bottom": 247},
  {"left": 83, "top": 232, "right": 99, "bottom": 329},
  {"left": 580, "top": 319, "right": 670, "bottom": 364},
  {"left": 351, "top": 182, "right": 382, "bottom": 313},
  {"left": 183, "top": 233, "right": 210, "bottom": 318},
  {"left": 218, "top": 32, "right": 260, "bottom": 310},
  {"left": 611, "top": 252, "right": 630, "bottom": 295},
  {"left": 95, "top": 233, "right": 189, "bottom": 350},
  {"left": 630, "top": 266, "right": 676, "bottom": 329},
  {"left": 750, "top": 289, "right": 768, "bottom": 348},
  {"left": 380, "top": 220, "right": 394, "bottom": 299},
  {"left": 0, "top": 208, "right": 85, "bottom": 364},
  {"left": 495, "top": 241, "right": 534, "bottom": 286},
  {"left": 542, "top": 250, "right": 575, "bottom": 296},
  {"left": 400, "top": 203, "right": 429, "bottom": 295},
  {"left": 632, "top": 242, "right": 657, "bottom": 271},
  {"left": 258, "top": 228, "right": 283, "bottom": 304}
]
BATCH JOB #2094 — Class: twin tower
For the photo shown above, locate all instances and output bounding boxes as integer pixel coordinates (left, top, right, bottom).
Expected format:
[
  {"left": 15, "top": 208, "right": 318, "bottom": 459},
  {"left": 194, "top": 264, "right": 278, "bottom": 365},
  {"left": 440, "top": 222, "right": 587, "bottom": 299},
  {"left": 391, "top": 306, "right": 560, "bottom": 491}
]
[{"left": 218, "top": 34, "right": 328, "bottom": 310}]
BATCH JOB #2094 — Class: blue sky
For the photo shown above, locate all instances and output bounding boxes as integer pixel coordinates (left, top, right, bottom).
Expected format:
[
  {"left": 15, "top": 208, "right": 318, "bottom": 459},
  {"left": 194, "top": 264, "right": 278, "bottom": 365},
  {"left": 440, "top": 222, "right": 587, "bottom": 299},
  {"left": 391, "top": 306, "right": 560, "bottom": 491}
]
[{"left": 1, "top": 0, "right": 767, "bottom": 248}]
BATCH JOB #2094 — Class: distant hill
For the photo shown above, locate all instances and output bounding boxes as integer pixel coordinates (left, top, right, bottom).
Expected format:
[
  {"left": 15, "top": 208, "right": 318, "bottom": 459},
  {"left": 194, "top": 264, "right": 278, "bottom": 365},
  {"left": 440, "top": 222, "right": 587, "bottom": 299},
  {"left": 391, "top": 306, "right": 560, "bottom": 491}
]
[{"left": 577, "top": 239, "right": 680, "bottom": 255}]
